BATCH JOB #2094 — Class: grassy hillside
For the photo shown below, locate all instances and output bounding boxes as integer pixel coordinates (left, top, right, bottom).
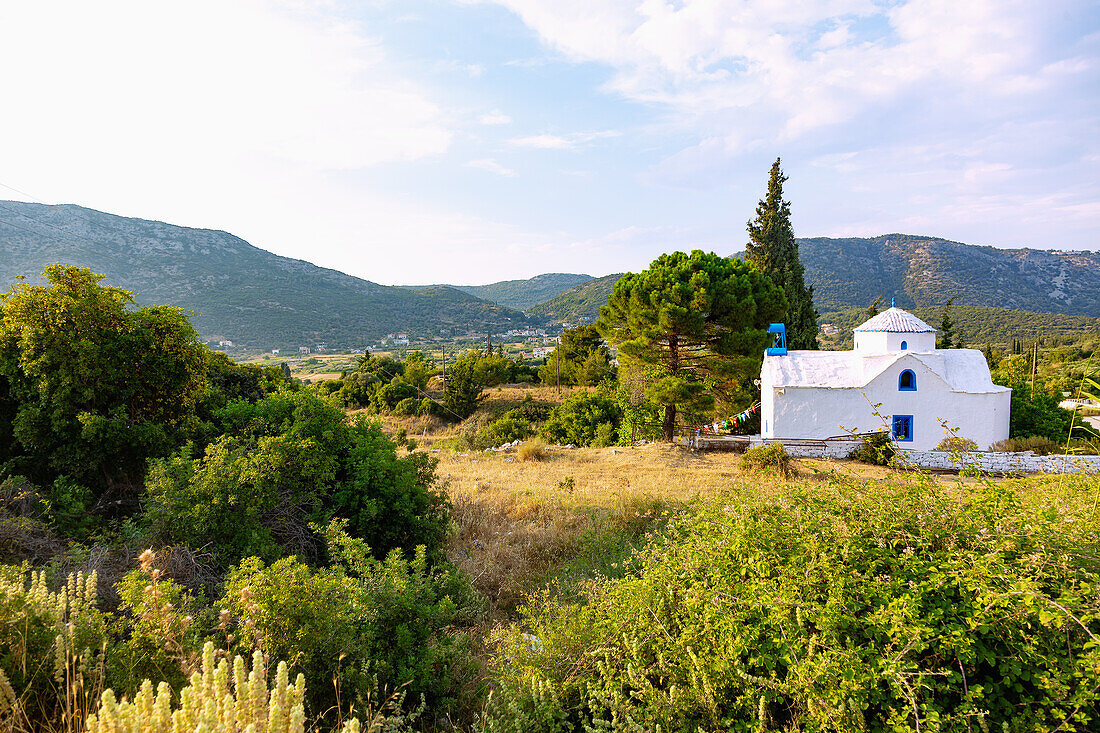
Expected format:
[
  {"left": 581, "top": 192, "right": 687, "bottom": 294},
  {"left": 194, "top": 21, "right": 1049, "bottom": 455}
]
[
  {"left": 0, "top": 201, "right": 537, "bottom": 348},
  {"left": 526, "top": 272, "right": 623, "bottom": 322}
]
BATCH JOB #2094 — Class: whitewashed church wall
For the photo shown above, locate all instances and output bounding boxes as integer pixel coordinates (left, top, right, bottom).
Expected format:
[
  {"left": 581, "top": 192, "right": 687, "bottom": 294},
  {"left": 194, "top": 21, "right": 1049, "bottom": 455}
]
[
  {"left": 765, "top": 383, "right": 1010, "bottom": 451},
  {"left": 854, "top": 330, "right": 935, "bottom": 353}
]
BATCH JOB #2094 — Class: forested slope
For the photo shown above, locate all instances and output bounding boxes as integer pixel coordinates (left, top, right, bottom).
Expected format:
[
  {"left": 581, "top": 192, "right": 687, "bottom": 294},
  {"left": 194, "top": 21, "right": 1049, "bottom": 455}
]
[{"left": 0, "top": 201, "right": 535, "bottom": 348}]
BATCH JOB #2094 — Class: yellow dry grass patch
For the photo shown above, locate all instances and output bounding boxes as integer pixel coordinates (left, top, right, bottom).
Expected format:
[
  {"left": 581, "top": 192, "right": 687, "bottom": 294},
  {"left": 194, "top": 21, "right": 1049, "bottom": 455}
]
[
  {"left": 444, "top": 442, "right": 740, "bottom": 510},
  {"left": 437, "top": 442, "right": 967, "bottom": 618},
  {"left": 440, "top": 443, "right": 762, "bottom": 616}
]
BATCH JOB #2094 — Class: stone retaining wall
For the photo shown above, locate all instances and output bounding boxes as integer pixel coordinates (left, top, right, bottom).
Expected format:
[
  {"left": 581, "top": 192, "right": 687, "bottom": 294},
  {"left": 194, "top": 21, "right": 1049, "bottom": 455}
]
[
  {"left": 895, "top": 450, "right": 1100, "bottom": 474},
  {"left": 746, "top": 436, "right": 1100, "bottom": 474}
]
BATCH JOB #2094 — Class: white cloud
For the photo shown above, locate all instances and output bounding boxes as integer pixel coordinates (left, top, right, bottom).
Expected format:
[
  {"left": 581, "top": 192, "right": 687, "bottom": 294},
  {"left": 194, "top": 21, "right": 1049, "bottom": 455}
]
[
  {"left": 479, "top": 0, "right": 1088, "bottom": 149},
  {"left": 509, "top": 130, "right": 620, "bottom": 149},
  {"left": 0, "top": 1, "right": 453, "bottom": 173},
  {"left": 435, "top": 59, "right": 486, "bottom": 77},
  {"left": 465, "top": 158, "right": 518, "bottom": 176},
  {"left": 0, "top": 0, "right": 506, "bottom": 283},
  {"left": 509, "top": 134, "right": 575, "bottom": 149},
  {"left": 478, "top": 110, "right": 514, "bottom": 125}
]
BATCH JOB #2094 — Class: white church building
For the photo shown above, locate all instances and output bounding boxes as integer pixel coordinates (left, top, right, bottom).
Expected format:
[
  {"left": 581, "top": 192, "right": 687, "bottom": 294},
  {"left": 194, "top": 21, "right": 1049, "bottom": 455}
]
[{"left": 759, "top": 308, "right": 1011, "bottom": 450}]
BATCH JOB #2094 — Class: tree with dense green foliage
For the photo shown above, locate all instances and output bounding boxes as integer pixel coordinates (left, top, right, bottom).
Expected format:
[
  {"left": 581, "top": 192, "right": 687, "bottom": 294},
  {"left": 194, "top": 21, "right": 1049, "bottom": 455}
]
[
  {"left": 441, "top": 349, "right": 489, "bottom": 419},
  {"left": 401, "top": 351, "right": 437, "bottom": 391},
  {"left": 938, "top": 296, "right": 957, "bottom": 348},
  {"left": 598, "top": 251, "right": 785, "bottom": 441},
  {"left": 991, "top": 354, "right": 1074, "bottom": 442},
  {"left": 0, "top": 266, "right": 208, "bottom": 511},
  {"left": 539, "top": 391, "right": 623, "bottom": 447},
  {"left": 745, "top": 158, "right": 817, "bottom": 350},
  {"left": 538, "top": 325, "right": 614, "bottom": 387}
]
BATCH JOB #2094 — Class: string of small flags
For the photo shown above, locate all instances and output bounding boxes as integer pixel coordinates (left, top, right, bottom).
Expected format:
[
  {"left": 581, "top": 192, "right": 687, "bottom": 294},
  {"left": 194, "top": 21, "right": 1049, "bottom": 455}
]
[{"left": 696, "top": 403, "right": 760, "bottom": 435}]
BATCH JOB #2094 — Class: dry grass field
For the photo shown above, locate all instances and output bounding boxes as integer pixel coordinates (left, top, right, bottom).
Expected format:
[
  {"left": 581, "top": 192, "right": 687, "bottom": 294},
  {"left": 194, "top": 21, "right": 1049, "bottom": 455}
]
[
  {"left": 435, "top": 440, "right": 916, "bottom": 618},
  {"left": 363, "top": 382, "right": 1024, "bottom": 626}
]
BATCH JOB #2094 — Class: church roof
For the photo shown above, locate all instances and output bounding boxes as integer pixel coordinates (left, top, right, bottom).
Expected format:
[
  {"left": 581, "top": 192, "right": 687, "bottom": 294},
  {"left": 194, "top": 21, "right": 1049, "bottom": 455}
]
[{"left": 854, "top": 307, "right": 937, "bottom": 333}]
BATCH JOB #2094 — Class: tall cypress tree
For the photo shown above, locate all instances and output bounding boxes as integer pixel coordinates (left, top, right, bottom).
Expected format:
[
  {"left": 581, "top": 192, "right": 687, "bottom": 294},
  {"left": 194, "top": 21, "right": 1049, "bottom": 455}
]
[
  {"left": 745, "top": 158, "right": 818, "bottom": 350},
  {"left": 938, "top": 296, "right": 957, "bottom": 349}
]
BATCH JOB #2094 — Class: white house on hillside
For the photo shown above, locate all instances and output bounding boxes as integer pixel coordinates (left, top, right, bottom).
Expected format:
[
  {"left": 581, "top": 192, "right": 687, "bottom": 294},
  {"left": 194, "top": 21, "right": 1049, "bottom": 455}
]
[{"left": 760, "top": 308, "right": 1011, "bottom": 450}]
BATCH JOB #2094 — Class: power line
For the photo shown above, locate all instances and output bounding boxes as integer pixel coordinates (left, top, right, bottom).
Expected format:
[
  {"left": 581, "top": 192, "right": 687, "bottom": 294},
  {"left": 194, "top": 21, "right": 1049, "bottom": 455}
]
[
  {"left": 0, "top": 201, "right": 83, "bottom": 243},
  {"left": 0, "top": 179, "right": 41, "bottom": 201}
]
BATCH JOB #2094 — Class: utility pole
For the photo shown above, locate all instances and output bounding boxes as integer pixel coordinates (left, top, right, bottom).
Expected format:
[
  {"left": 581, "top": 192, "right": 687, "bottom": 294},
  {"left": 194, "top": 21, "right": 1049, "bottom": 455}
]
[
  {"left": 556, "top": 345, "right": 560, "bottom": 398},
  {"left": 441, "top": 344, "right": 446, "bottom": 387},
  {"left": 1029, "top": 342, "right": 1038, "bottom": 400}
]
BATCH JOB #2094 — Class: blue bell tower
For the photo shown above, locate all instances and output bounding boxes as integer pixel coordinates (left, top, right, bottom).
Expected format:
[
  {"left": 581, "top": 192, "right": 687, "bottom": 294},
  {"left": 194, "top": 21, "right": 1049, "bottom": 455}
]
[{"left": 766, "top": 323, "right": 787, "bottom": 356}]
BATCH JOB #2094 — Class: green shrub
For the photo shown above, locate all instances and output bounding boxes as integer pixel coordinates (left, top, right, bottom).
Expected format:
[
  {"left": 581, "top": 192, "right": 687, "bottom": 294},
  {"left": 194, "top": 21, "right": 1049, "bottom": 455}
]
[
  {"left": 107, "top": 553, "right": 208, "bottom": 695},
  {"left": 393, "top": 396, "right": 421, "bottom": 416},
  {"left": 144, "top": 435, "right": 335, "bottom": 568},
  {"left": 738, "top": 443, "right": 791, "bottom": 477},
  {"left": 213, "top": 390, "right": 353, "bottom": 458},
  {"left": 990, "top": 435, "right": 1063, "bottom": 455},
  {"left": 461, "top": 410, "right": 534, "bottom": 450},
  {"left": 851, "top": 430, "right": 896, "bottom": 465},
  {"left": 935, "top": 435, "right": 979, "bottom": 453},
  {"left": 371, "top": 380, "right": 419, "bottom": 413},
  {"left": 539, "top": 392, "right": 623, "bottom": 447},
  {"left": 43, "top": 476, "right": 96, "bottom": 538},
  {"left": 154, "top": 392, "right": 452, "bottom": 565},
  {"left": 221, "top": 523, "right": 482, "bottom": 723},
  {"left": 332, "top": 421, "right": 451, "bottom": 563},
  {"left": 511, "top": 394, "right": 551, "bottom": 423},
  {"left": 487, "top": 481, "right": 1100, "bottom": 731}
]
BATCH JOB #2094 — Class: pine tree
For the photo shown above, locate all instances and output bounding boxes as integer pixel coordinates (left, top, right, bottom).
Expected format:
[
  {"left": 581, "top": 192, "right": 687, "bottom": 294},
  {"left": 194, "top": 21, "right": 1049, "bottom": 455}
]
[{"left": 745, "top": 158, "right": 818, "bottom": 349}]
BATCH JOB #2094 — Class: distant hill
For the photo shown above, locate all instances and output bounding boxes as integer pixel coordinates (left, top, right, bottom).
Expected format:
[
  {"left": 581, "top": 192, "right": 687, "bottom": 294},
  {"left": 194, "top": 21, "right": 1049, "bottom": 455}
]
[
  {"left": 0, "top": 201, "right": 536, "bottom": 348},
  {"left": 785, "top": 235, "right": 1100, "bottom": 315},
  {"left": 526, "top": 273, "right": 623, "bottom": 322},
  {"left": 819, "top": 305, "right": 1100, "bottom": 349},
  {"left": 530, "top": 234, "right": 1100, "bottom": 325},
  {"left": 446, "top": 273, "right": 593, "bottom": 310}
]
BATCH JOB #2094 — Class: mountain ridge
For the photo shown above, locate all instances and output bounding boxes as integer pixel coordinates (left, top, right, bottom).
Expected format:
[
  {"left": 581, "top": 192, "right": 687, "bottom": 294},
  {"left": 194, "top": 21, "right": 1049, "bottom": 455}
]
[
  {"left": 405, "top": 272, "right": 593, "bottom": 311},
  {"left": 528, "top": 234, "right": 1100, "bottom": 323},
  {"left": 4, "top": 201, "right": 1098, "bottom": 346},
  {"left": 0, "top": 201, "right": 535, "bottom": 348}
]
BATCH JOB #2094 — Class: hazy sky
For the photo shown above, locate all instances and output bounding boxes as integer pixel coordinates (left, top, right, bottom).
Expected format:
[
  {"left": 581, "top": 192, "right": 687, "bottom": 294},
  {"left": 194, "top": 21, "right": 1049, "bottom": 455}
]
[{"left": 1, "top": 0, "right": 1097, "bottom": 285}]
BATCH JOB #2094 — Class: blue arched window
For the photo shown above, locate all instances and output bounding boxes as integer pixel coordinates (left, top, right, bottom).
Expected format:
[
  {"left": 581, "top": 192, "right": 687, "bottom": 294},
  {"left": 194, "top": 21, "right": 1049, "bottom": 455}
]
[
  {"left": 899, "top": 369, "right": 916, "bottom": 391},
  {"left": 900, "top": 340, "right": 908, "bottom": 350}
]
